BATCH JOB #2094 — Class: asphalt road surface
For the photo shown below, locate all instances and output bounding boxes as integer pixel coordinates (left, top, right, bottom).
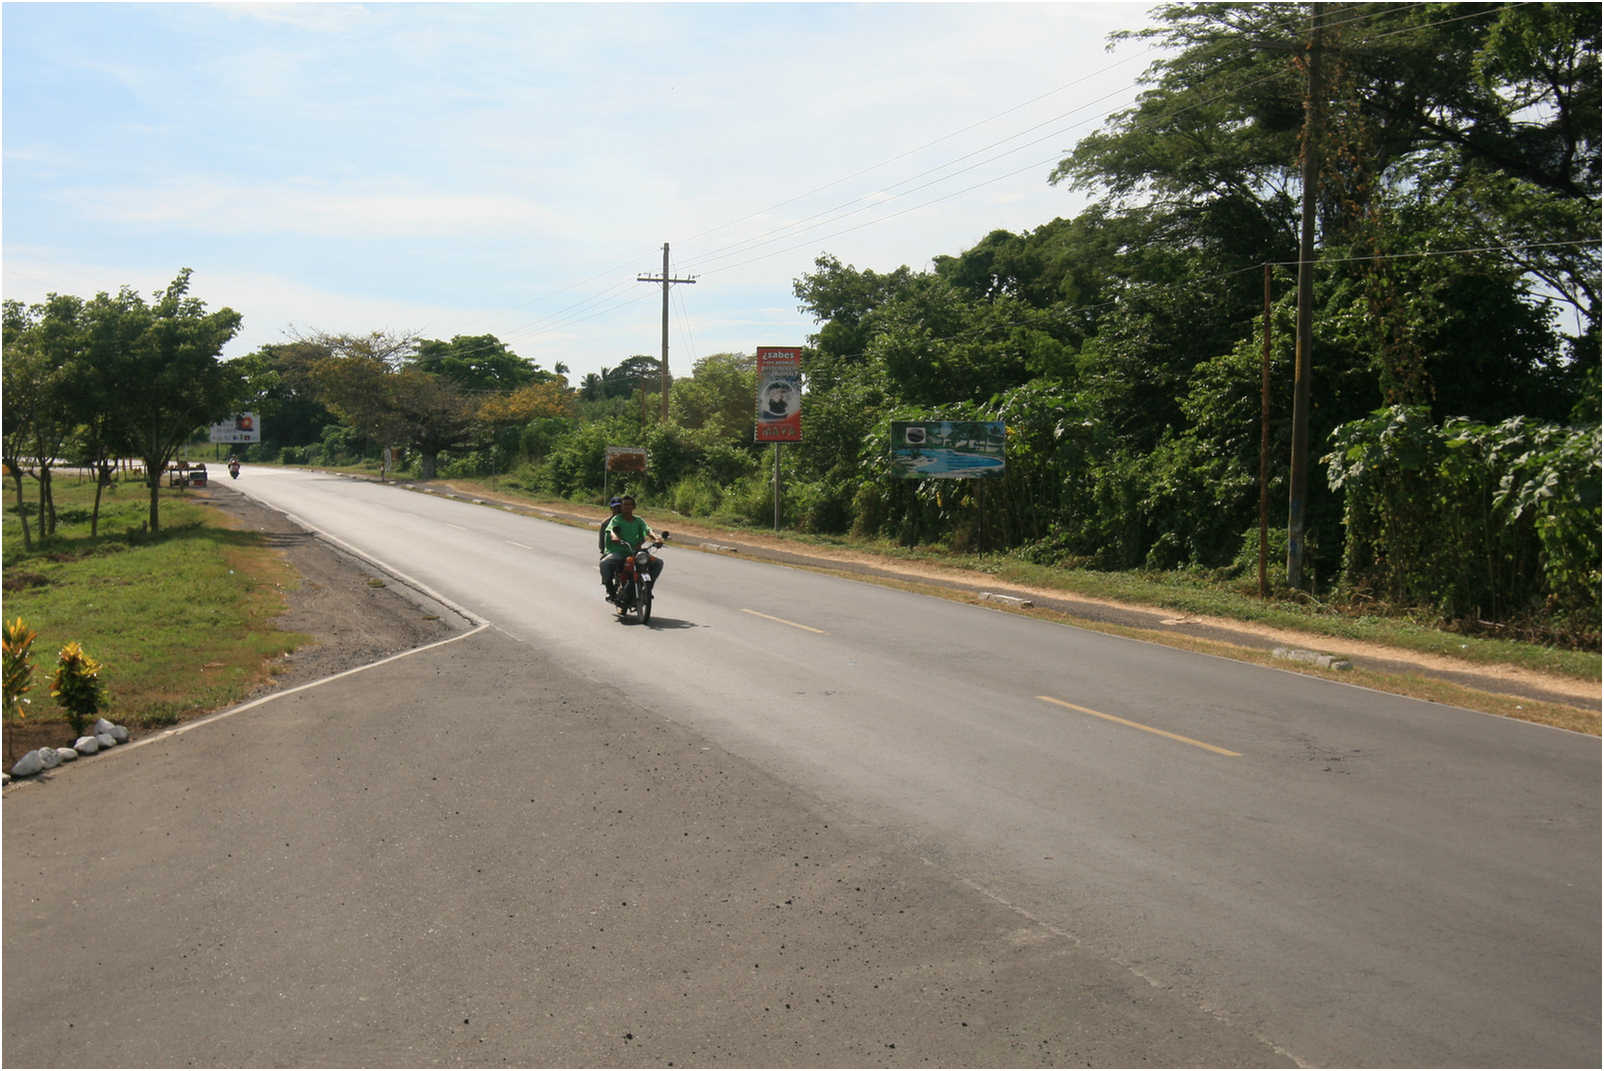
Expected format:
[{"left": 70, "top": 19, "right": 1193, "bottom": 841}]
[{"left": 5, "top": 467, "right": 1598, "bottom": 1068}]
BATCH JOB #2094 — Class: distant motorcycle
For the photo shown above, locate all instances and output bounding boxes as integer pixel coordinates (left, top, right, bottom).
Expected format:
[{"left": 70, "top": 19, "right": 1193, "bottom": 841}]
[
  {"left": 608, "top": 535, "right": 667, "bottom": 624},
  {"left": 228, "top": 459, "right": 241, "bottom": 480}
]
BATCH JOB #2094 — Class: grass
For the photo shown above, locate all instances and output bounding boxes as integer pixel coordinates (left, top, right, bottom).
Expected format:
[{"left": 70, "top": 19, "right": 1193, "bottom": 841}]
[{"left": 2, "top": 474, "right": 307, "bottom": 739}]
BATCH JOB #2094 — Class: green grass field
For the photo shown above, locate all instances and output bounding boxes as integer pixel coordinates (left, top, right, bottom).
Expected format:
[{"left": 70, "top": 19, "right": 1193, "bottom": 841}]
[{"left": 3, "top": 474, "right": 306, "bottom": 733}]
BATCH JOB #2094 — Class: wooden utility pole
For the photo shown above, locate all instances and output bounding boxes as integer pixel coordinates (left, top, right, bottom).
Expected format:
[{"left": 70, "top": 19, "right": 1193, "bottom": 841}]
[
  {"left": 637, "top": 243, "right": 696, "bottom": 421},
  {"left": 1260, "top": 262, "right": 1272, "bottom": 598},
  {"left": 1287, "top": 2, "right": 1327, "bottom": 591}
]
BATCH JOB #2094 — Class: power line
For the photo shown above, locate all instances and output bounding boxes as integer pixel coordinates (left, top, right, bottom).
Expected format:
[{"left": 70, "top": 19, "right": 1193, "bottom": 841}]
[{"left": 339, "top": 2, "right": 1544, "bottom": 373}]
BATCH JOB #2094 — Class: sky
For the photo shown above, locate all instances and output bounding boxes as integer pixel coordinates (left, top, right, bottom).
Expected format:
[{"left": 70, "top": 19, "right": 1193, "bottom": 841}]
[{"left": 3, "top": 2, "right": 1161, "bottom": 385}]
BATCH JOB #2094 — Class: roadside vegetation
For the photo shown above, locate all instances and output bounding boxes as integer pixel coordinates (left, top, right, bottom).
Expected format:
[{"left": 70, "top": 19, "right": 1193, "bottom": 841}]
[{"left": 1, "top": 476, "right": 304, "bottom": 761}]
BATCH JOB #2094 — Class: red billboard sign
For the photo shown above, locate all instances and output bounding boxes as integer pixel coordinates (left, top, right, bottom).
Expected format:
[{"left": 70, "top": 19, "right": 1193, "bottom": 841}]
[{"left": 754, "top": 346, "right": 802, "bottom": 443}]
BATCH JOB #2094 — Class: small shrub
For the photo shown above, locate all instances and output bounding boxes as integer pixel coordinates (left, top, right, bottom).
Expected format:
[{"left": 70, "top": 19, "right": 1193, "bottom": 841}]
[
  {"left": 50, "top": 641, "right": 107, "bottom": 737},
  {"left": 3, "top": 618, "right": 38, "bottom": 723},
  {"left": 670, "top": 474, "right": 723, "bottom": 517}
]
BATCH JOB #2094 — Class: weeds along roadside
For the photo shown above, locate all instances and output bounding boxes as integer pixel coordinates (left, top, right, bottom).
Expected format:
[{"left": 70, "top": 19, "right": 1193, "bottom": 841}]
[{"left": 2, "top": 475, "right": 306, "bottom": 754}]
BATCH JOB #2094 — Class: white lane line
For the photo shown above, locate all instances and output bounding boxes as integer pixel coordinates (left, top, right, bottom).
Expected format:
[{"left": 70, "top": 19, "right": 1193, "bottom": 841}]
[
  {"left": 740, "top": 608, "right": 828, "bottom": 634},
  {"left": 1038, "top": 695, "right": 1241, "bottom": 757}
]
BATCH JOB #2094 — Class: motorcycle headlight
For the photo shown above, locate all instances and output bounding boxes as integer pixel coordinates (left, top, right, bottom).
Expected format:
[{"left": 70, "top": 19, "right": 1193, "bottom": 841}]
[{"left": 634, "top": 549, "right": 651, "bottom": 566}]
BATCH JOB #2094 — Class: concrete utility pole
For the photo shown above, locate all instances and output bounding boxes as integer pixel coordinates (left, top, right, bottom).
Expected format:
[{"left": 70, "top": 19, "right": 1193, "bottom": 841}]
[
  {"left": 637, "top": 243, "right": 696, "bottom": 421},
  {"left": 1287, "top": 1, "right": 1327, "bottom": 591}
]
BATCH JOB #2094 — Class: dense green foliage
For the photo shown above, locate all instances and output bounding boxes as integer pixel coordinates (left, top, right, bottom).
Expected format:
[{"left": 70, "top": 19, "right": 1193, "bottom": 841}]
[{"left": 4, "top": 270, "right": 243, "bottom": 536}]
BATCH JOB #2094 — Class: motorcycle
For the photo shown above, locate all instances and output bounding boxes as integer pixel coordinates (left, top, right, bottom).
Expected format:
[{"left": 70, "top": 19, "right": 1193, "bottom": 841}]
[
  {"left": 228, "top": 460, "right": 241, "bottom": 479},
  {"left": 609, "top": 534, "right": 667, "bottom": 624}
]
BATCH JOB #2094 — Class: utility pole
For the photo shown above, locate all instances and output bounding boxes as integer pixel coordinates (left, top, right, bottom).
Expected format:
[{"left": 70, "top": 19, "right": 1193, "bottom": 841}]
[
  {"left": 637, "top": 243, "right": 696, "bottom": 421},
  {"left": 1287, "top": 1, "right": 1327, "bottom": 591}
]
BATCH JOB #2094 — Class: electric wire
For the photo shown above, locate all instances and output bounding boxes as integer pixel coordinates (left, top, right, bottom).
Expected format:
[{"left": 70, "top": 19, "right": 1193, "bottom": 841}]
[{"left": 327, "top": 2, "right": 1557, "bottom": 378}]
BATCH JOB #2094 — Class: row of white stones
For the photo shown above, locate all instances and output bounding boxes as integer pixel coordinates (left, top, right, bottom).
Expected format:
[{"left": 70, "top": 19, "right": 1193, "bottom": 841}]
[{"left": 5, "top": 717, "right": 131, "bottom": 783}]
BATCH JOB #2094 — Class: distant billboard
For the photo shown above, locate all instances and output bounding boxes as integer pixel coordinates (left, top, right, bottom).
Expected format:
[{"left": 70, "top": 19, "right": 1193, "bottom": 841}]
[
  {"left": 754, "top": 346, "right": 802, "bottom": 443},
  {"left": 209, "top": 413, "right": 260, "bottom": 443},
  {"left": 605, "top": 446, "right": 648, "bottom": 473},
  {"left": 890, "top": 421, "right": 1006, "bottom": 478}
]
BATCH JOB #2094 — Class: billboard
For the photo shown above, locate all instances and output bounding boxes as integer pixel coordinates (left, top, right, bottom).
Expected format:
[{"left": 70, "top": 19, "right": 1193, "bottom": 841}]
[
  {"left": 208, "top": 413, "right": 260, "bottom": 443},
  {"left": 754, "top": 346, "right": 802, "bottom": 443},
  {"left": 605, "top": 446, "right": 648, "bottom": 473},
  {"left": 890, "top": 421, "right": 1006, "bottom": 478}
]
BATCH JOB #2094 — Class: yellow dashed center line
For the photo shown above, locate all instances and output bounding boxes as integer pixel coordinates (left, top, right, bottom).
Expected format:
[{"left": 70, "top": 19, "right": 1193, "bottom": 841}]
[
  {"left": 1037, "top": 696, "right": 1241, "bottom": 757},
  {"left": 741, "top": 608, "right": 828, "bottom": 634}
]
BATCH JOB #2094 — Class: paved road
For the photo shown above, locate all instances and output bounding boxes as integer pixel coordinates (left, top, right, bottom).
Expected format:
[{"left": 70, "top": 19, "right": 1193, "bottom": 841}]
[{"left": 5, "top": 468, "right": 1598, "bottom": 1067}]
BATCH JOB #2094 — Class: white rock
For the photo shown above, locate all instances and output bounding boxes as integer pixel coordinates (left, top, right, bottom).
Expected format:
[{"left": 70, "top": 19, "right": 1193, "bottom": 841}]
[
  {"left": 36, "top": 747, "right": 61, "bottom": 769},
  {"left": 109, "top": 723, "right": 129, "bottom": 743},
  {"left": 93, "top": 717, "right": 116, "bottom": 737},
  {"left": 95, "top": 733, "right": 117, "bottom": 749},
  {"left": 54, "top": 747, "right": 78, "bottom": 762},
  {"left": 74, "top": 736, "right": 100, "bottom": 755},
  {"left": 10, "top": 751, "right": 44, "bottom": 777}
]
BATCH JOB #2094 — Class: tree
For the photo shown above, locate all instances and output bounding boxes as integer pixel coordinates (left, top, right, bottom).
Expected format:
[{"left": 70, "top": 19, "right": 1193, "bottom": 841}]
[
  {"left": 307, "top": 332, "right": 417, "bottom": 456},
  {"left": 70, "top": 290, "right": 140, "bottom": 535},
  {"left": 477, "top": 379, "right": 577, "bottom": 468},
  {"left": 111, "top": 271, "right": 244, "bottom": 533},
  {"left": 1, "top": 295, "right": 96, "bottom": 543},
  {"left": 1054, "top": 3, "right": 1599, "bottom": 333},
  {"left": 308, "top": 331, "right": 491, "bottom": 478},
  {"left": 609, "top": 354, "right": 665, "bottom": 399},
  {"left": 668, "top": 352, "right": 757, "bottom": 445},
  {"left": 391, "top": 368, "right": 475, "bottom": 478},
  {"left": 412, "top": 334, "right": 547, "bottom": 392},
  {"left": 231, "top": 340, "right": 340, "bottom": 452},
  {"left": 2, "top": 300, "right": 44, "bottom": 550}
]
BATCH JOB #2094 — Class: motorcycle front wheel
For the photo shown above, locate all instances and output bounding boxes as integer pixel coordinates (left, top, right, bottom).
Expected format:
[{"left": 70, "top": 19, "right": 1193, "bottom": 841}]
[{"left": 639, "top": 585, "right": 652, "bottom": 625}]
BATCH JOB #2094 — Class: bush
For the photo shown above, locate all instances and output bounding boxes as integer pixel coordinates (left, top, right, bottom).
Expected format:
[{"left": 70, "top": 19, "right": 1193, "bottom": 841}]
[
  {"left": 670, "top": 474, "right": 724, "bottom": 517},
  {"left": 712, "top": 473, "right": 776, "bottom": 527},
  {"left": 50, "top": 641, "right": 106, "bottom": 737},
  {"left": 1324, "top": 405, "right": 1599, "bottom": 622},
  {"left": 3, "top": 618, "right": 38, "bottom": 725},
  {"left": 318, "top": 424, "right": 361, "bottom": 465}
]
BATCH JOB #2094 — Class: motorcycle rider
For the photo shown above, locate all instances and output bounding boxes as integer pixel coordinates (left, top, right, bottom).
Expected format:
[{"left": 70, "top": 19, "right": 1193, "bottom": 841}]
[
  {"left": 227, "top": 454, "right": 241, "bottom": 478},
  {"left": 598, "top": 497, "right": 622, "bottom": 554},
  {"left": 599, "top": 494, "right": 663, "bottom": 601}
]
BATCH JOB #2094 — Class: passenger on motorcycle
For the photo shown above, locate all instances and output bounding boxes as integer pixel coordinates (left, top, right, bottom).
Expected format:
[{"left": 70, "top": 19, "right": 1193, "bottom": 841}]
[
  {"left": 599, "top": 495, "right": 663, "bottom": 600},
  {"left": 598, "top": 497, "right": 622, "bottom": 554}
]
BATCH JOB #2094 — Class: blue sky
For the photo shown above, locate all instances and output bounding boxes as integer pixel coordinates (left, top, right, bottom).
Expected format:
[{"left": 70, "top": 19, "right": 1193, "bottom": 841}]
[{"left": 3, "top": 2, "right": 1157, "bottom": 383}]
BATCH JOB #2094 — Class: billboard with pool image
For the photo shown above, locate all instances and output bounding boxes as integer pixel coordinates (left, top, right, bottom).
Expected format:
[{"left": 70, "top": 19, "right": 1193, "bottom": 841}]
[{"left": 889, "top": 421, "right": 1006, "bottom": 478}]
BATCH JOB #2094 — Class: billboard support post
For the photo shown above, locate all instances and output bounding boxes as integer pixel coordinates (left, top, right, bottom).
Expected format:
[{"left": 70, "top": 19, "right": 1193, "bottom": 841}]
[{"left": 773, "top": 443, "right": 781, "bottom": 531}]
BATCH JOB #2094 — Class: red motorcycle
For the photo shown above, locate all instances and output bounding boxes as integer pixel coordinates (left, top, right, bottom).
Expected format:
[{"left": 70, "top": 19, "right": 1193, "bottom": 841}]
[{"left": 609, "top": 535, "right": 667, "bottom": 624}]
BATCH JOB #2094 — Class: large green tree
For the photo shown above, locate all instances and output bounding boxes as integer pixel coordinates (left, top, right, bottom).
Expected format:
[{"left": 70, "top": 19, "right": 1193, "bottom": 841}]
[
  {"left": 114, "top": 271, "right": 244, "bottom": 533},
  {"left": 668, "top": 352, "right": 758, "bottom": 445},
  {"left": 1, "top": 295, "right": 83, "bottom": 540},
  {"left": 232, "top": 340, "right": 340, "bottom": 452},
  {"left": 412, "top": 334, "right": 547, "bottom": 393}
]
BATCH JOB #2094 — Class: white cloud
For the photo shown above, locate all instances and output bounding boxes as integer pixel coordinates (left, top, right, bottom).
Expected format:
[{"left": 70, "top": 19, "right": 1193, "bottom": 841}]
[
  {"left": 3, "top": 3, "right": 1158, "bottom": 383},
  {"left": 52, "top": 183, "right": 578, "bottom": 240}
]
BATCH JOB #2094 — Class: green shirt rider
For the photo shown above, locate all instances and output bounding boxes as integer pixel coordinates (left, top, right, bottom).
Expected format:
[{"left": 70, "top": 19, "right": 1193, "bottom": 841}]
[{"left": 599, "top": 495, "right": 664, "bottom": 600}]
